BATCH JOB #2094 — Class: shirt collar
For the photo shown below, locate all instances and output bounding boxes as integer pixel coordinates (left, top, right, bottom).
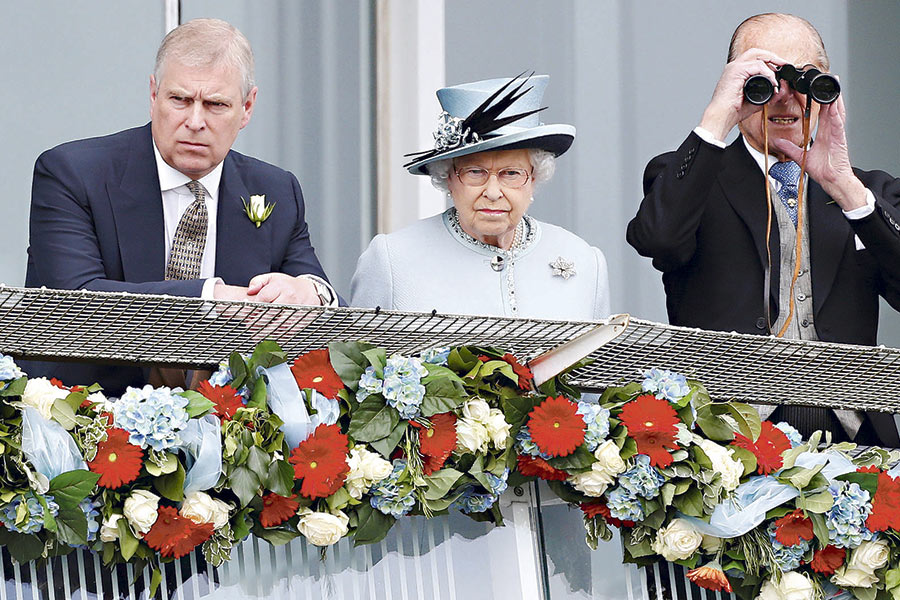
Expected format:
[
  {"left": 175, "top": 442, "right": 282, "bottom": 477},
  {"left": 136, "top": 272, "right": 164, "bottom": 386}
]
[
  {"left": 152, "top": 140, "right": 224, "bottom": 199},
  {"left": 742, "top": 135, "right": 809, "bottom": 178}
]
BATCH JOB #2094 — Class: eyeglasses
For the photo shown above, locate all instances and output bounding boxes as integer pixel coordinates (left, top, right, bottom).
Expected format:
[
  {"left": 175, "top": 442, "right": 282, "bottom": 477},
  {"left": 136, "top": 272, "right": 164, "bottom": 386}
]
[{"left": 454, "top": 166, "right": 532, "bottom": 189}]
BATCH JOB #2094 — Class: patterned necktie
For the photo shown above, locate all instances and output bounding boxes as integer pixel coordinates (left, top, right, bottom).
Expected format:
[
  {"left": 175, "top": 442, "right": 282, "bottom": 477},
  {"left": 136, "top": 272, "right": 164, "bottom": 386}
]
[
  {"left": 165, "top": 180, "right": 208, "bottom": 280},
  {"left": 768, "top": 161, "right": 801, "bottom": 227}
]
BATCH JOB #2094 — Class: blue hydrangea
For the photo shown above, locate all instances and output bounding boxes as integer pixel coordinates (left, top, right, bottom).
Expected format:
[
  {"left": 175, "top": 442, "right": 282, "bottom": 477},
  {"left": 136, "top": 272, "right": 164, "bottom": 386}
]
[
  {"left": 1, "top": 493, "right": 59, "bottom": 534},
  {"left": 112, "top": 385, "right": 190, "bottom": 451},
  {"left": 606, "top": 485, "right": 644, "bottom": 522},
  {"left": 381, "top": 355, "right": 427, "bottom": 419},
  {"left": 370, "top": 460, "right": 416, "bottom": 518},
  {"left": 383, "top": 354, "right": 428, "bottom": 381},
  {"left": 577, "top": 401, "right": 610, "bottom": 451},
  {"left": 208, "top": 361, "right": 250, "bottom": 401},
  {"left": 421, "top": 347, "right": 451, "bottom": 366},
  {"left": 641, "top": 369, "right": 690, "bottom": 402},
  {"left": 774, "top": 422, "right": 803, "bottom": 447},
  {"left": 825, "top": 481, "right": 875, "bottom": 548},
  {"left": 515, "top": 427, "right": 551, "bottom": 460},
  {"left": 452, "top": 470, "right": 508, "bottom": 514},
  {"left": 356, "top": 366, "right": 383, "bottom": 402},
  {"left": 0, "top": 354, "right": 24, "bottom": 382},
  {"left": 618, "top": 454, "right": 665, "bottom": 500},
  {"left": 68, "top": 499, "right": 101, "bottom": 548},
  {"left": 767, "top": 522, "right": 809, "bottom": 571}
]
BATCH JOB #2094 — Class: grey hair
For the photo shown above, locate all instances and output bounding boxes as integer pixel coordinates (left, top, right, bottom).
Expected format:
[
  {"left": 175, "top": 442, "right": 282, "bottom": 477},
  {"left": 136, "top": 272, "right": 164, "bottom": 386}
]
[
  {"left": 154, "top": 18, "right": 256, "bottom": 100},
  {"left": 427, "top": 148, "right": 557, "bottom": 193},
  {"left": 728, "top": 13, "right": 829, "bottom": 71}
]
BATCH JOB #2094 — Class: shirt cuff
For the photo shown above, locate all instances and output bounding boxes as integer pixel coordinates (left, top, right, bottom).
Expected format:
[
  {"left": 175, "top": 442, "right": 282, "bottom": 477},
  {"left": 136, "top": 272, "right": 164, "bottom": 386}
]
[
  {"left": 297, "top": 274, "right": 339, "bottom": 307},
  {"left": 693, "top": 126, "right": 727, "bottom": 149},
  {"left": 201, "top": 277, "right": 224, "bottom": 300},
  {"left": 842, "top": 189, "right": 876, "bottom": 220}
]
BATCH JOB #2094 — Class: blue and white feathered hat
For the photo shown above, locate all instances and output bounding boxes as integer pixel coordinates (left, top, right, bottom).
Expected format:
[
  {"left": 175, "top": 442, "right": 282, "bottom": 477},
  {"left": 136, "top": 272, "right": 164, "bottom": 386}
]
[{"left": 404, "top": 72, "right": 576, "bottom": 175}]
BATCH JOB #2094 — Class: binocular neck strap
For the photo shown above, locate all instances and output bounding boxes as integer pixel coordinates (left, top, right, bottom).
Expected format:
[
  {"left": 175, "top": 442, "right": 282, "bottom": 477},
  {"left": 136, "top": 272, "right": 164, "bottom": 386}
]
[{"left": 763, "top": 100, "right": 813, "bottom": 338}]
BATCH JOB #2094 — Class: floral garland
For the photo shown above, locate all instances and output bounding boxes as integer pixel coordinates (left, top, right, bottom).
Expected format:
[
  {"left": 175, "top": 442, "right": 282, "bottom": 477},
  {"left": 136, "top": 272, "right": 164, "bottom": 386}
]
[{"left": 0, "top": 345, "right": 899, "bottom": 600}]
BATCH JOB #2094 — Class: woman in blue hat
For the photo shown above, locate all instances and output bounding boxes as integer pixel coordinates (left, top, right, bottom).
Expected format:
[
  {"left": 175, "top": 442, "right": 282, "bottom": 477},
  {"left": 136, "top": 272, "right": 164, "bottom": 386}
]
[{"left": 351, "top": 74, "right": 610, "bottom": 321}]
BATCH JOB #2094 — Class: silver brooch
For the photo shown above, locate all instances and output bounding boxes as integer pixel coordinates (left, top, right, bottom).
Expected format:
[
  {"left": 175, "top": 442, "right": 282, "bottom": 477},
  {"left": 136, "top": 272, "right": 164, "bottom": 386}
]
[
  {"left": 433, "top": 111, "right": 481, "bottom": 151},
  {"left": 550, "top": 256, "right": 576, "bottom": 279}
]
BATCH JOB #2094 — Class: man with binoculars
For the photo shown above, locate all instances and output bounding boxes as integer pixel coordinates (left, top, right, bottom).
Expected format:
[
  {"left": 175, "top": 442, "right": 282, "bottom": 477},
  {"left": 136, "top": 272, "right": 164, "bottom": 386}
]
[{"left": 628, "top": 13, "right": 900, "bottom": 446}]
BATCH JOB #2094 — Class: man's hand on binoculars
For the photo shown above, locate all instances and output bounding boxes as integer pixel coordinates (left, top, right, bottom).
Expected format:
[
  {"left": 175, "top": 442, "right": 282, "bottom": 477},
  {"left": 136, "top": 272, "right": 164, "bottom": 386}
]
[
  {"left": 699, "top": 48, "right": 786, "bottom": 142},
  {"left": 772, "top": 94, "right": 867, "bottom": 211}
]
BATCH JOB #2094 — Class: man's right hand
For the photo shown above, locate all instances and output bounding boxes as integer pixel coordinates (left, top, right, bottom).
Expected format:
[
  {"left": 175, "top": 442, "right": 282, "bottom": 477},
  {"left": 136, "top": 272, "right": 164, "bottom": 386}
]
[
  {"left": 698, "top": 48, "right": 787, "bottom": 142},
  {"left": 213, "top": 282, "right": 255, "bottom": 302}
]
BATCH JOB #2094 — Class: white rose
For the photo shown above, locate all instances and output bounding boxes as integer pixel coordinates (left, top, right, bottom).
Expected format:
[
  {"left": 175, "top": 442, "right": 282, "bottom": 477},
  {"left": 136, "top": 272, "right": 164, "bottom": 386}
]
[
  {"left": 100, "top": 514, "right": 123, "bottom": 542},
  {"left": 697, "top": 438, "right": 743, "bottom": 491},
  {"left": 484, "top": 409, "right": 510, "bottom": 449},
  {"left": 345, "top": 446, "right": 393, "bottom": 499},
  {"left": 462, "top": 398, "right": 491, "bottom": 422},
  {"left": 22, "top": 377, "right": 68, "bottom": 420},
  {"left": 831, "top": 567, "right": 878, "bottom": 589},
  {"left": 757, "top": 572, "right": 815, "bottom": 600},
  {"left": 456, "top": 418, "right": 489, "bottom": 453},
  {"left": 85, "top": 391, "right": 110, "bottom": 410},
  {"left": 569, "top": 469, "right": 615, "bottom": 497},
  {"left": 123, "top": 489, "right": 160, "bottom": 534},
  {"left": 180, "top": 491, "right": 231, "bottom": 530},
  {"left": 593, "top": 440, "right": 627, "bottom": 478},
  {"left": 651, "top": 518, "right": 702, "bottom": 561},
  {"left": 832, "top": 539, "right": 889, "bottom": 588},
  {"left": 756, "top": 578, "right": 780, "bottom": 600},
  {"left": 297, "top": 508, "right": 349, "bottom": 546},
  {"left": 249, "top": 195, "right": 266, "bottom": 218},
  {"left": 700, "top": 534, "right": 722, "bottom": 554}
]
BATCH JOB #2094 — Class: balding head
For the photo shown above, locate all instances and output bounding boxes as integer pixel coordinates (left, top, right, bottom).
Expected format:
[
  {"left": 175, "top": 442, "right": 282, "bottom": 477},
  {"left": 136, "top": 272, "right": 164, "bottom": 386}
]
[{"left": 728, "top": 13, "right": 829, "bottom": 71}]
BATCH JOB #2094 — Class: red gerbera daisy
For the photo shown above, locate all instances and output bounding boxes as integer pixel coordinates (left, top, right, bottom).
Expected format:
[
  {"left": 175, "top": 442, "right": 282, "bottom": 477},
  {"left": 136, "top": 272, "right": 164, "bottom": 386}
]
[
  {"left": 501, "top": 353, "right": 534, "bottom": 390},
  {"left": 517, "top": 455, "right": 569, "bottom": 481},
  {"left": 866, "top": 471, "right": 900, "bottom": 532},
  {"left": 291, "top": 349, "right": 345, "bottom": 398},
  {"left": 87, "top": 428, "right": 143, "bottom": 489},
  {"left": 686, "top": 563, "right": 732, "bottom": 593},
  {"left": 527, "top": 396, "right": 585, "bottom": 457},
  {"left": 289, "top": 424, "right": 350, "bottom": 499},
  {"left": 143, "top": 506, "right": 215, "bottom": 559},
  {"left": 809, "top": 545, "right": 846, "bottom": 575},
  {"left": 731, "top": 421, "right": 790, "bottom": 475},
  {"left": 579, "top": 500, "right": 634, "bottom": 527},
  {"left": 618, "top": 394, "right": 680, "bottom": 467},
  {"left": 774, "top": 509, "right": 814, "bottom": 546},
  {"left": 260, "top": 493, "right": 300, "bottom": 528},
  {"left": 411, "top": 413, "right": 458, "bottom": 475},
  {"left": 197, "top": 380, "right": 244, "bottom": 420},
  {"left": 856, "top": 465, "right": 880, "bottom": 474}
]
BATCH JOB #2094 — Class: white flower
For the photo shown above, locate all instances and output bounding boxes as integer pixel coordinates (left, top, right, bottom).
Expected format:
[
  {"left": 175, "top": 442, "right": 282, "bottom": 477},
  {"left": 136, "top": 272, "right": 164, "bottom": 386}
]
[
  {"left": 697, "top": 438, "right": 743, "bottom": 491},
  {"left": 593, "top": 440, "right": 627, "bottom": 478},
  {"left": 462, "top": 398, "right": 491, "bottom": 422},
  {"left": 569, "top": 468, "right": 615, "bottom": 497},
  {"left": 123, "top": 489, "right": 160, "bottom": 534},
  {"left": 180, "top": 491, "right": 231, "bottom": 530},
  {"left": 700, "top": 534, "right": 722, "bottom": 554},
  {"left": 568, "top": 440, "right": 627, "bottom": 497},
  {"left": 484, "top": 409, "right": 510, "bottom": 449},
  {"left": 85, "top": 391, "right": 110, "bottom": 411},
  {"left": 243, "top": 194, "right": 274, "bottom": 227},
  {"left": 456, "top": 418, "right": 490, "bottom": 453},
  {"left": 757, "top": 571, "right": 814, "bottom": 600},
  {"left": 21, "top": 461, "right": 50, "bottom": 495},
  {"left": 832, "top": 539, "right": 890, "bottom": 588},
  {"left": 100, "top": 514, "right": 123, "bottom": 542},
  {"left": 651, "top": 518, "right": 702, "bottom": 561},
  {"left": 297, "top": 508, "right": 349, "bottom": 546},
  {"left": 21, "top": 377, "right": 68, "bottom": 420},
  {"left": 345, "top": 446, "right": 393, "bottom": 499}
]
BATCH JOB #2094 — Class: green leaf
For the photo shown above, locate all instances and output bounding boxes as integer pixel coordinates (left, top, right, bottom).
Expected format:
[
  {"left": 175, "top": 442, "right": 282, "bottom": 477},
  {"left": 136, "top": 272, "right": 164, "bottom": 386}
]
[
  {"left": 232, "top": 507, "right": 253, "bottom": 541},
  {"left": 247, "top": 377, "right": 268, "bottom": 410},
  {"left": 809, "top": 511, "right": 829, "bottom": 544},
  {"left": 229, "top": 352, "right": 249, "bottom": 389},
  {"left": 777, "top": 463, "right": 825, "bottom": 490},
  {"left": 502, "top": 396, "right": 540, "bottom": 428},
  {"left": 48, "top": 470, "right": 101, "bottom": 510},
  {"left": 447, "top": 347, "right": 479, "bottom": 372},
  {"left": 724, "top": 402, "right": 761, "bottom": 440},
  {"left": 694, "top": 411, "right": 735, "bottom": 442},
  {"left": 0, "top": 528, "right": 45, "bottom": 563},
  {"left": 54, "top": 506, "right": 88, "bottom": 546},
  {"left": 326, "top": 486, "right": 353, "bottom": 512},
  {"left": 181, "top": 390, "right": 215, "bottom": 418},
  {"left": 230, "top": 466, "right": 261, "bottom": 507},
  {"left": 885, "top": 566, "right": 900, "bottom": 591},
  {"left": 547, "top": 445, "right": 595, "bottom": 470},
  {"left": 660, "top": 483, "right": 676, "bottom": 507},
  {"left": 353, "top": 503, "right": 396, "bottom": 546},
  {"left": 117, "top": 518, "right": 140, "bottom": 561},
  {"left": 836, "top": 472, "right": 879, "bottom": 497},
  {"left": 369, "top": 421, "right": 408, "bottom": 459},
  {"left": 145, "top": 452, "right": 178, "bottom": 477},
  {"left": 672, "top": 487, "right": 704, "bottom": 517},
  {"left": 348, "top": 396, "right": 398, "bottom": 443},
  {"left": 254, "top": 524, "right": 299, "bottom": 546},
  {"left": 796, "top": 490, "right": 834, "bottom": 514},
  {"left": 150, "top": 569, "right": 162, "bottom": 599},
  {"left": 729, "top": 446, "right": 758, "bottom": 477},
  {"left": 361, "top": 348, "right": 387, "bottom": 377},
  {"left": 247, "top": 446, "right": 272, "bottom": 481},
  {"left": 421, "top": 377, "right": 466, "bottom": 416},
  {"left": 50, "top": 398, "right": 77, "bottom": 430},
  {"left": 423, "top": 490, "right": 465, "bottom": 512},
  {"left": 0, "top": 377, "right": 26, "bottom": 397},
  {"left": 424, "top": 468, "right": 464, "bottom": 501},
  {"left": 266, "top": 460, "right": 295, "bottom": 497},
  {"left": 546, "top": 480, "right": 589, "bottom": 504},
  {"left": 250, "top": 340, "right": 288, "bottom": 369},
  {"left": 153, "top": 460, "right": 186, "bottom": 502},
  {"left": 328, "top": 341, "right": 374, "bottom": 391}
]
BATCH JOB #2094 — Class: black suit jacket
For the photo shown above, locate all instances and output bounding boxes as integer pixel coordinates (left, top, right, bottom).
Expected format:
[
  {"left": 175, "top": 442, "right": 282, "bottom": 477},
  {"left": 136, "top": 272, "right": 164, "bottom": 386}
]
[
  {"left": 627, "top": 132, "right": 900, "bottom": 444},
  {"left": 24, "top": 124, "right": 331, "bottom": 392}
]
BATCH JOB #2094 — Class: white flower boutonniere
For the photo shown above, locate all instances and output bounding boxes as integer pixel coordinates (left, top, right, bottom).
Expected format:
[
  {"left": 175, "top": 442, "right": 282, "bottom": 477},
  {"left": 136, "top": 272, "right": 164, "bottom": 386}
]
[{"left": 242, "top": 194, "right": 275, "bottom": 228}]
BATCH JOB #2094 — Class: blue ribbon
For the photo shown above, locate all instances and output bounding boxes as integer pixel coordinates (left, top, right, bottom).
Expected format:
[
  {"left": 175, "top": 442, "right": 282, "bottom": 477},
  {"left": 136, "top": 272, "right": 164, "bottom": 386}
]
[
  {"left": 20, "top": 406, "right": 88, "bottom": 481},
  {"left": 258, "top": 363, "right": 340, "bottom": 449},
  {"left": 178, "top": 415, "right": 223, "bottom": 494}
]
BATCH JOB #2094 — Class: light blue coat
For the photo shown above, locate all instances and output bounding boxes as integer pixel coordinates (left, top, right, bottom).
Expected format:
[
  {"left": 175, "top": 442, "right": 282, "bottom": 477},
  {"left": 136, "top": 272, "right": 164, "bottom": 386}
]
[{"left": 350, "top": 210, "right": 610, "bottom": 321}]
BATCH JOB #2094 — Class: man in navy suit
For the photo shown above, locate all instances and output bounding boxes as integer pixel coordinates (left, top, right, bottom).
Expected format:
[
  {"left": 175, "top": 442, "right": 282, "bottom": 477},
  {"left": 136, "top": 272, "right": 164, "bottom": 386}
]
[
  {"left": 627, "top": 13, "right": 900, "bottom": 445},
  {"left": 25, "top": 18, "right": 336, "bottom": 391}
]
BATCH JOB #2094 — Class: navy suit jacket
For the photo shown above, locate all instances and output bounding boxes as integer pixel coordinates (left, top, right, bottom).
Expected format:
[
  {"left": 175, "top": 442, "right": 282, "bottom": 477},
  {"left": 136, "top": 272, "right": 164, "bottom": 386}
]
[{"left": 24, "top": 124, "right": 331, "bottom": 392}]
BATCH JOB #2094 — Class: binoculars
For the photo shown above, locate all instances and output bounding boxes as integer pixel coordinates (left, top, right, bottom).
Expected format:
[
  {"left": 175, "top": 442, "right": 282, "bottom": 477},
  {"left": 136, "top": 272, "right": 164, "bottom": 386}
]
[{"left": 743, "top": 64, "right": 840, "bottom": 105}]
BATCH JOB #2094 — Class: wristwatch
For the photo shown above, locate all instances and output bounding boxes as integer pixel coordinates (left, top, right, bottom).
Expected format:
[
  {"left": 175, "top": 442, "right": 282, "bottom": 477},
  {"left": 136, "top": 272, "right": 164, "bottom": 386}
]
[{"left": 304, "top": 275, "right": 336, "bottom": 306}]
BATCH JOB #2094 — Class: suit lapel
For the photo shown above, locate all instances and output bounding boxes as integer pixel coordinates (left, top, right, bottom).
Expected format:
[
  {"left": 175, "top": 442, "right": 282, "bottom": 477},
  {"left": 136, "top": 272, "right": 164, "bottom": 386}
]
[
  {"left": 108, "top": 124, "right": 166, "bottom": 283},
  {"left": 807, "top": 178, "right": 851, "bottom": 316},
  {"left": 215, "top": 154, "right": 271, "bottom": 285}
]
